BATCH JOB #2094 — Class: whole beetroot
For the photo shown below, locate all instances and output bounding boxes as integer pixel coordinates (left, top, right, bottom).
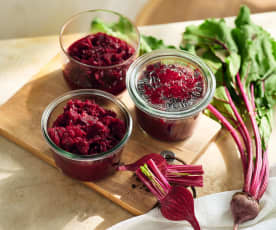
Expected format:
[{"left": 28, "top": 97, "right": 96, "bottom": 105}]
[{"left": 231, "top": 192, "right": 260, "bottom": 229}]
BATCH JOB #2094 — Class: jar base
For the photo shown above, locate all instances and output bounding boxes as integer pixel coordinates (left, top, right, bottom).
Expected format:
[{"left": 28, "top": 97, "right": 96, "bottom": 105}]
[
  {"left": 135, "top": 107, "right": 199, "bottom": 142},
  {"left": 52, "top": 150, "right": 121, "bottom": 182},
  {"left": 137, "top": 122, "right": 192, "bottom": 142}
]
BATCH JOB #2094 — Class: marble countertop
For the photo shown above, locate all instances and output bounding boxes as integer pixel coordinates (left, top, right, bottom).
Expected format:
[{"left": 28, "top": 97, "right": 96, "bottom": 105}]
[{"left": 1, "top": 12, "right": 276, "bottom": 230}]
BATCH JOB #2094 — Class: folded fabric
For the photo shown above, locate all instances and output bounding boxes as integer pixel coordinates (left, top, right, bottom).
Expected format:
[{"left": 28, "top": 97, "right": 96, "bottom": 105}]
[{"left": 108, "top": 166, "right": 276, "bottom": 230}]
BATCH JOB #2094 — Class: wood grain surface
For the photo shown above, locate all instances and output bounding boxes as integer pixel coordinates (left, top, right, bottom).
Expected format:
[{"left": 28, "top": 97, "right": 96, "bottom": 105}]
[{"left": 0, "top": 54, "right": 220, "bottom": 215}]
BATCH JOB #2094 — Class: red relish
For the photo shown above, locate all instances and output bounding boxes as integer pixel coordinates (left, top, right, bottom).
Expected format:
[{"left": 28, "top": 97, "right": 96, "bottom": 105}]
[
  {"left": 48, "top": 99, "right": 126, "bottom": 155},
  {"left": 68, "top": 32, "right": 135, "bottom": 66},
  {"left": 63, "top": 32, "right": 135, "bottom": 95},
  {"left": 137, "top": 62, "right": 204, "bottom": 111}
]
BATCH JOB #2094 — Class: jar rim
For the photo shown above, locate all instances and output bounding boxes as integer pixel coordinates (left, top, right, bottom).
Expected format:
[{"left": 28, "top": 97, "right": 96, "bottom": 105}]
[
  {"left": 59, "top": 9, "right": 140, "bottom": 70},
  {"left": 126, "top": 49, "right": 216, "bottom": 119},
  {"left": 41, "top": 89, "right": 133, "bottom": 162}
]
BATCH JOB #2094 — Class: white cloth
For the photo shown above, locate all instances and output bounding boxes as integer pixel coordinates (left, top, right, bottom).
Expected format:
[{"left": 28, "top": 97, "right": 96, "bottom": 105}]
[{"left": 108, "top": 167, "right": 276, "bottom": 230}]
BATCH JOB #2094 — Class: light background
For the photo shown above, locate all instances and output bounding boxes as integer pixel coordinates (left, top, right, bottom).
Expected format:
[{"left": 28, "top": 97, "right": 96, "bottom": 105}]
[{"left": 0, "top": 0, "right": 147, "bottom": 39}]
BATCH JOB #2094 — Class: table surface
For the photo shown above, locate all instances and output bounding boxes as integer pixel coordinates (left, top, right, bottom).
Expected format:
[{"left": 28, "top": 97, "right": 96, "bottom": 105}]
[{"left": 1, "top": 11, "right": 276, "bottom": 230}]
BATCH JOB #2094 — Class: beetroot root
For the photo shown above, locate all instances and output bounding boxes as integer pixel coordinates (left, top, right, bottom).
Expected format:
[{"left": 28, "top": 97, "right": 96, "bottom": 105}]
[
  {"left": 160, "top": 186, "right": 200, "bottom": 230},
  {"left": 231, "top": 192, "right": 260, "bottom": 230}
]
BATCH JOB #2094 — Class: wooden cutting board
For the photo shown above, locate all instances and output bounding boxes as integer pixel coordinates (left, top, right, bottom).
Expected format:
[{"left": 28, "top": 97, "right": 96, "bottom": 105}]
[{"left": 0, "top": 54, "right": 220, "bottom": 215}]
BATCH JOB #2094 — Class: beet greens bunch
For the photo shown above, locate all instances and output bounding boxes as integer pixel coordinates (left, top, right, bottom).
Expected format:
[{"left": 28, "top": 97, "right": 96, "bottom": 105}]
[{"left": 181, "top": 6, "right": 276, "bottom": 229}]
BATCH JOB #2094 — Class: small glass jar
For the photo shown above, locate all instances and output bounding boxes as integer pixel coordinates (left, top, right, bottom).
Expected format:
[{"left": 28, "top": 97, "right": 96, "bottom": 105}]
[
  {"left": 126, "top": 49, "right": 216, "bottom": 142},
  {"left": 41, "top": 89, "right": 133, "bottom": 181},
  {"left": 59, "top": 9, "right": 140, "bottom": 95}
]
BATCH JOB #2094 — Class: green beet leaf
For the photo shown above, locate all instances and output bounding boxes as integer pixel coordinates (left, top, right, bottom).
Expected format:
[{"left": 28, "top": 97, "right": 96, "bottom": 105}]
[
  {"left": 90, "top": 16, "right": 175, "bottom": 56},
  {"left": 139, "top": 35, "right": 175, "bottom": 55},
  {"left": 181, "top": 5, "right": 276, "bottom": 149},
  {"left": 232, "top": 5, "right": 276, "bottom": 148}
]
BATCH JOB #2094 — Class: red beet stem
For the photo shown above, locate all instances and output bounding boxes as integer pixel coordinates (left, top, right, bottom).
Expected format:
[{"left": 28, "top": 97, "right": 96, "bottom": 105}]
[
  {"left": 224, "top": 86, "right": 253, "bottom": 194},
  {"left": 137, "top": 160, "right": 171, "bottom": 200},
  {"left": 257, "top": 150, "right": 269, "bottom": 200},
  {"left": 207, "top": 104, "right": 247, "bottom": 171},
  {"left": 167, "top": 165, "right": 204, "bottom": 175},
  {"left": 168, "top": 176, "right": 203, "bottom": 187},
  {"left": 255, "top": 150, "right": 267, "bottom": 196},
  {"left": 118, "top": 153, "right": 167, "bottom": 173},
  {"left": 257, "top": 167, "right": 269, "bottom": 200},
  {"left": 136, "top": 169, "right": 165, "bottom": 200},
  {"left": 166, "top": 164, "right": 203, "bottom": 187},
  {"left": 236, "top": 73, "right": 262, "bottom": 199},
  {"left": 147, "top": 159, "right": 171, "bottom": 191}
]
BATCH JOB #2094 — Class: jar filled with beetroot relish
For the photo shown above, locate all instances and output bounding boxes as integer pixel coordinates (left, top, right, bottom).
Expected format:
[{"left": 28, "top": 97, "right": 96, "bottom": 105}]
[
  {"left": 126, "top": 49, "right": 216, "bottom": 141},
  {"left": 41, "top": 89, "right": 133, "bottom": 181},
  {"left": 59, "top": 10, "right": 140, "bottom": 95}
]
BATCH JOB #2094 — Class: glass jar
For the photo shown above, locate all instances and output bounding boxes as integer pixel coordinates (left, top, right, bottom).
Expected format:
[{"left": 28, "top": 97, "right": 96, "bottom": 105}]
[
  {"left": 59, "top": 9, "right": 140, "bottom": 95},
  {"left": 41, "top": 89, "right": 133, "bottom": 181},
  {"left": 126, "top": 49, "right": 216, "bottom": 142}
]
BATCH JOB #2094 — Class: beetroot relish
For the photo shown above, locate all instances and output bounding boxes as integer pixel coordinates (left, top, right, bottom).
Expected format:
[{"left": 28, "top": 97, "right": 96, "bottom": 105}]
[
  {"left": 138, "top": 62, "right": 204, "bottom": 110},
  {"left": 48, "top": 99, "right": 126, "bottom": 155},
  {"left": 68, "top": 32, "right": 135, "bottom": 66},
  {"left": 63, "top": 32, "right": 136, "bottom": 95}
]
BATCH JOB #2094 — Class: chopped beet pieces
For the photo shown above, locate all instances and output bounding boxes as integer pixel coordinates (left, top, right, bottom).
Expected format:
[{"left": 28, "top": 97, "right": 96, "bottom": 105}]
[
  {"left": 137, "top": 62, "right": 204, "bottom": 111},
  {"left": 68, "top": 32, "right": 135, "bottom": 66},
  {"left": 48, "top": 99, "right": 126, "bottom": 155},
  {"left": 63, "top": 32, "right": 136, "bottom": 95}
]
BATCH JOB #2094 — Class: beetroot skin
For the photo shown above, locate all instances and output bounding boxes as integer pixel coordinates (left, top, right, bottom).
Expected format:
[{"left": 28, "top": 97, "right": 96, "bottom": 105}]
[
  {"left": 63, "top": 32, "right": 136, "bottom": 95},
  {"left": 48, "top": 99, "right": 126, "bottom": 155},
  {"left": 231, "top": 192, "right": 260, "bottom": 229}
]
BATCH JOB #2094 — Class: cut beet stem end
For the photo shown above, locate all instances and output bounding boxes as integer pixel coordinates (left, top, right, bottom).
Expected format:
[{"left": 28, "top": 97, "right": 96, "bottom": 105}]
[{"left": 137, "top": 159, "right": 171, "bottom": 201}]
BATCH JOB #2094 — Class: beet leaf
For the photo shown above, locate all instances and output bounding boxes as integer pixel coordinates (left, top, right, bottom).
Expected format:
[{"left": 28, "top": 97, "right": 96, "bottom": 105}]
[
  {"left": 181, "top": 5, "right": 276, "bottom": 229},
  {"left": 90, "top": 16, "right": 175, "bottom": 56}
]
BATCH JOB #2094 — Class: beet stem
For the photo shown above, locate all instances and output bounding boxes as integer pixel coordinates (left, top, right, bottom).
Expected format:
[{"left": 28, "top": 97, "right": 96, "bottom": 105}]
[
  {"left": 207, "top": 104, "right": 246, "bottom": 171},
  {"left": 257, "top": 150, "right": 269, "bottom": 200},
  {"left": 167, "top": 165, "right": 204, "bottom": 175},
  {"left": 136, "top": 169, "right": 163, "bottom": 200},
  {"left": 168, "top": 177, "right": 203, "bottom": 187},
  {"left": 138, "top": 161, "right": 172, "bottom": 200},
  {"left": 236, "top": 73, "right": 262, "bottom": 199},
  {"left": 167, "top": 164, "right": 203, "bottom": 171},
  {"left": 141, "top": 164, "right": 166, "bottom": 197},
  {"left": 224, "top": 86, "right": 253, "bottom": 193},
  {"left": 148, "top": 159, "right": 171, "bottom": 191}
]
